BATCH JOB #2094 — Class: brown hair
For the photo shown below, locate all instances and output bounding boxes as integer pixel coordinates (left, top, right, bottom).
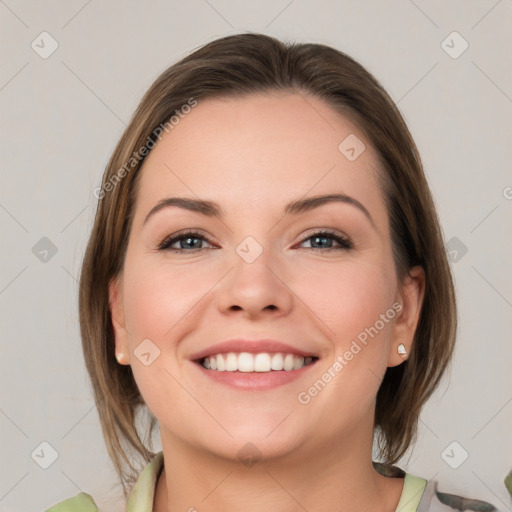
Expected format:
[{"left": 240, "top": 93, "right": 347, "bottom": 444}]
[{"left": 79, "top": 32, "right": 456, "bottom": 497}]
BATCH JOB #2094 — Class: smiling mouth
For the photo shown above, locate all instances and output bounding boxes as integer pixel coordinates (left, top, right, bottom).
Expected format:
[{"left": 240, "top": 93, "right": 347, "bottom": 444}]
[{"left": 196, "top": 352, "right": 319, "bottom": 372}]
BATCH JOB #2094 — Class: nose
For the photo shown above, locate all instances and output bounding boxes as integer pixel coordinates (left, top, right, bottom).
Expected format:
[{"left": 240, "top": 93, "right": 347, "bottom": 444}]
[{"left": 216, "top": 250, "right": 294, "bottom": 320}]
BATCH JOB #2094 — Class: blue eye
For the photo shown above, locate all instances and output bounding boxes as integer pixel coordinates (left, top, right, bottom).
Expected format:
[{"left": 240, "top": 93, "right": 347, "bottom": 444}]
[
  {"left": 299, "top": 231, "right": 352, "bottom": 251},
  {"left": 157, "top": 230, "right": 212, "bottom": 252},
  {"left": 157, "top": 230, "right": 352, "bottom": 252}
]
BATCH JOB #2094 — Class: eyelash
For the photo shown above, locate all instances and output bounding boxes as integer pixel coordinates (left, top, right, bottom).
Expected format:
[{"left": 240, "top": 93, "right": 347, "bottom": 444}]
[{"left": 157, "top": 229, "right": 353, "bottom": 253}]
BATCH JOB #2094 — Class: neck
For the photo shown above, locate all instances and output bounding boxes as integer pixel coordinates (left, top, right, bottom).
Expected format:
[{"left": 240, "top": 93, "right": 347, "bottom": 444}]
[{"left": 153, "top": 427, "right": 404, "bottom": 512}]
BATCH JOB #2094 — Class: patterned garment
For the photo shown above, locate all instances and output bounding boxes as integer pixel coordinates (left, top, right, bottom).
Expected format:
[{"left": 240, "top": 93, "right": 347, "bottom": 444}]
[{"left": 373, "top": 461, "right": 511, "bottom": 512}]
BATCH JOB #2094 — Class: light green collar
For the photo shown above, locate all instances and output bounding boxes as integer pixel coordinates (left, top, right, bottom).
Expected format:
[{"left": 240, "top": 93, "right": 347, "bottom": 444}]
[
  {"left": 126, "top": 452, "right": 164, "bottom": 512},
  {"left": 125, "top": 452, "right": 427, "bottom": 512},
  {"left": 395, "top": 473, "right": 428, "bottom": 512}
]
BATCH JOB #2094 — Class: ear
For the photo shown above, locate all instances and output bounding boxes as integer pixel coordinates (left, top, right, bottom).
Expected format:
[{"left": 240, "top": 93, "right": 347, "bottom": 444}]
[
  {"left": 387, "top": 266, "right": 425, "bottom": 367},
  {"left": 108, "top": 275, "right": 131, "bottom": 364}
]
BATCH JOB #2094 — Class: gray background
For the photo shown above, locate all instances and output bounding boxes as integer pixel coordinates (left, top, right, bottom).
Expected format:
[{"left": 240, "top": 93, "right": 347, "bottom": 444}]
[{"left": 1, "top": 1, "right": 511, "bottom": 511}]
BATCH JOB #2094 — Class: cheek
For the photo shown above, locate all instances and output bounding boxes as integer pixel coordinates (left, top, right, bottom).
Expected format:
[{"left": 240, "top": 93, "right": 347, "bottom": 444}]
[
  {"left": 120, "top": 257, "right": 209, "bottom": 421},
  {"left": 294, "top": 258, "right": 396, "bottom": 342},
  {"left": 122, "top": 256, "right": 214, "bottom": 339},
  {"left": 293, "top": 262, "right": 397, "bottom": 423}
]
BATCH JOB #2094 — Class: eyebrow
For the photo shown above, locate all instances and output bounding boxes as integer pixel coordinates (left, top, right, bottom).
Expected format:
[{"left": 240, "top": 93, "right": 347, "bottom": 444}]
[{"left": 143, "top": 193, "right": 376, "bottom": 230}]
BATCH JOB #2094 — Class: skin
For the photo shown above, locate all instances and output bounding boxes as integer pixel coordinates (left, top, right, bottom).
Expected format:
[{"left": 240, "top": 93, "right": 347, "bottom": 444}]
[{"left": 109, "top": 92, "right": 425, "bottom": 512}]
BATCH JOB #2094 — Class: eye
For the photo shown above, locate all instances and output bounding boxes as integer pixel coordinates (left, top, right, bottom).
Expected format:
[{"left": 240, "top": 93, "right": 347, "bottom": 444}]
[
  {"left": 157, "top": 229, "right": 352, "bottom": 253},
  {"left": 298, "top": 230, "right": 352, "bottom": 251},
  {"left": 157, "top": 230, "right": 214, "bottom": 252}
]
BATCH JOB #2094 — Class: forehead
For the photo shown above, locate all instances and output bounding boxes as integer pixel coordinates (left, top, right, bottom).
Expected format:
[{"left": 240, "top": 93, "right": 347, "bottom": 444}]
[{"left": 133, "top": 92, "right": 386, "bottom": 226}]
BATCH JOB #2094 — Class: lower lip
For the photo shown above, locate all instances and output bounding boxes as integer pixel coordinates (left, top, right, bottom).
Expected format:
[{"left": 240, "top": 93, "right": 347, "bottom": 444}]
[{"left": 192, "top": 361, "right": 318, "bottom": 390}]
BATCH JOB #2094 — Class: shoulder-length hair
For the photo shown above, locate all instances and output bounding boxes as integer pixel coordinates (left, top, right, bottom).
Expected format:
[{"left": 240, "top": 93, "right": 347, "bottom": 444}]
[{"left": 79, "top": 32, "right": 456, "bottom": 497}]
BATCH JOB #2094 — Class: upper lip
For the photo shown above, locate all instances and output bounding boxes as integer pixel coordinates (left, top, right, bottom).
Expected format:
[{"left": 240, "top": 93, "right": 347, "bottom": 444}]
[{"left": 188, "top": 339, "right": 319, "bottom": 361}]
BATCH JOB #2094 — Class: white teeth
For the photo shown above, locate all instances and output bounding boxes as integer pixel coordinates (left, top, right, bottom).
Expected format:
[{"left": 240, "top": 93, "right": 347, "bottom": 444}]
[
  {"left": 225, "top": 352, "right": 238, "bottom": 371},
  {"left": 271, "top": 353, "right": 283, "bottom": 370},
  {"left": 283, "top": 354, "right": 295, "bottom": 371},
  {"left": 201, "top": 352, "right": 316, "bottom": 372},
  {"left": 254, "top": 353, "right": 271, "bottom": 372},
  {"left": 238, "top": 352, "right": 254, "bottom": 372},
  {"left": 293, "top": 356, "right": 305, "bottom": 370}
]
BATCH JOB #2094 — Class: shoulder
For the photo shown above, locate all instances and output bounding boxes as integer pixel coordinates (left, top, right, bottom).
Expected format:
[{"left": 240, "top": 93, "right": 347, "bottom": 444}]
[
  {"left": 44, "top": 492, "right": 99, "bottom": 512},
  {"left": 43, "top": 452, "right": 164, "bottom": 512},
  {"left": 374, "top": 461, "right": 511, "bottom": 512},
  {"left": 417, "top": 479, "right": 505, "bottom": 512}
]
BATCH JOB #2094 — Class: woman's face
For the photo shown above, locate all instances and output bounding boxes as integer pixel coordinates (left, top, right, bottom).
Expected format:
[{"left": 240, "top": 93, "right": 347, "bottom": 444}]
[{"left": 110, "top": 92, "right": 424, "bottom": 462}]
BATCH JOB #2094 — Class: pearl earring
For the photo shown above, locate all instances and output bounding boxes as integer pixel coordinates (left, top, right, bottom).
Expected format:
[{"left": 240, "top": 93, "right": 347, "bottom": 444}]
[
  {"left": 397, "top": 343, "right": 407, "bottom": 356},
  {"left": 116, "top": 352, "right": 125, "bottom": 364}
]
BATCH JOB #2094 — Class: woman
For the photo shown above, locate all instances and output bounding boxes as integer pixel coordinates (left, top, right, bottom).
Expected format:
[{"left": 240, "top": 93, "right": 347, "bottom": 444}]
[{"left": 46, "top": 33, "right": 510, "bottom": 512}]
